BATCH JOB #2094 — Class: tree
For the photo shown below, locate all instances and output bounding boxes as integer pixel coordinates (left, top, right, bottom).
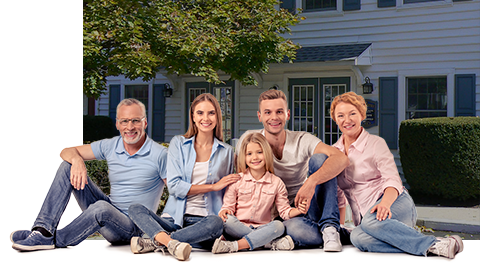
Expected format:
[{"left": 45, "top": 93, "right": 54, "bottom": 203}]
[{"left": 84, "top": 0, "right": 302, "bottom": 99}]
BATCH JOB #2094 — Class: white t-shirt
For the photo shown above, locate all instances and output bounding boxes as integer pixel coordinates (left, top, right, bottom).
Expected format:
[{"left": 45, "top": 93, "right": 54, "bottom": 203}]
[
  {"left": 236, "top": 129, "right": 321, "bottom": 204},
  {"left": 184, "top": 160, "right": 209, "bottom": 216}
]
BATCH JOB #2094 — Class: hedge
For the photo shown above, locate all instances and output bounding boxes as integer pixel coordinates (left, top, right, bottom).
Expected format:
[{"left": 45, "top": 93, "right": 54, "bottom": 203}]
[
  {"left": 399, "top": 117, "right": 480, "bottom": 200},
  {"left": 83, "top": 115, "right": 118, "bottom": 142}
]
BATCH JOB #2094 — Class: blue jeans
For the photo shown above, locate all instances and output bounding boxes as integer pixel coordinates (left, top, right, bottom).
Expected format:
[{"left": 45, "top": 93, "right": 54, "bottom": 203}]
[
  {"left": 223, "top": 215, "right": 284, "bottom": 250},
  {"left": 283, "top": 154, "right": 349, "bottom": 248},
  {"left": 350, "top": 190, "right": 436, "bottom": 256},
  {"left": 33, "top": 161, "right": 141, "bottom": 247},
  {"left": 128, "top": 204, "right": 223, "bottom": 250}
]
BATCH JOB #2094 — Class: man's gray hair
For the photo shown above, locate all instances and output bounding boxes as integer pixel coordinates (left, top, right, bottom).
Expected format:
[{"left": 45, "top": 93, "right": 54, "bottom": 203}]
[{"left": 116, "top": 98, "right": 146, "bottom": 118}]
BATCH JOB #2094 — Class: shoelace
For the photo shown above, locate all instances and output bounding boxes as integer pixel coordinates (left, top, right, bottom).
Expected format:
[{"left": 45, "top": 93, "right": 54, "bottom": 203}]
[
  {"left": 27, "top": 231, "right": 42, "bottom": 239},
  {"left": 139, "top": 238, "right": 159, "bottom": 253}
]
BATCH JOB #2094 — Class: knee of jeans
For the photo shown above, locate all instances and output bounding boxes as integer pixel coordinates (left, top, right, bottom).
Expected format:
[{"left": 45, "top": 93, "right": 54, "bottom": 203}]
[
  {"left": 271, "top": 220, "right": 285, "bottom": 234},
  {"left": 128, "top": 203, "right": 147, "bottom": 217},
  {"left": 59, "top": 161, "right": 72, "bottom": 177},
  {"left": 359, "top": 213, "right": 382, "bottom": 235},
  {"left": 204, "top": 215, "right": 224, "bottom": 236},
  {"left": 284, "top": 218, "right": 306, "bottom": 238},
  {"left": 89, "top": 200, "right": 115, "bottom": 221},
  {"left": 308, "top": 153, "right": 328, "bottom": 174}
]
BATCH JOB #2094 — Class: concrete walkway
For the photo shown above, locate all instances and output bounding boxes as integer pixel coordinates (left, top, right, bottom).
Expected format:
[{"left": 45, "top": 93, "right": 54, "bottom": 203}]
[{"left": 416, "top": 206, "right": 480, "bottom": 234}]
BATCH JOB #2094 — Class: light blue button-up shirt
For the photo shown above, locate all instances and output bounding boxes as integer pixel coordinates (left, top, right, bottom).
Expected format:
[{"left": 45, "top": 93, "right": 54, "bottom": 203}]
[
  {"left": 91, "top": 135, "right": 168, "bottom": 215},
  {"left": 163, "top": 135, "right": 234, "bottom": 227}
]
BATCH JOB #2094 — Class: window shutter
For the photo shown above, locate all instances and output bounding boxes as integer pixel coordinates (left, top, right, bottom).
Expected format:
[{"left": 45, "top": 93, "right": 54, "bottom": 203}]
[
  {"left": 152, "top": 84, "right": 166, "bottom": 142},
  {"left": 280, "top": 0, "right": 296, "bottom": 14},
  {"left": 455, "top": 74, "right": 476, "bottom": 116},
  {"left": 108, "top": 84, "right": 121, "bottom": 136},
  {"left": 378, "top": 0, "right": 396, "bottom": 8},
  {"left": 379, "top": 77, "right": 398, "bottom": 149},
  {"left": 344, "top": 0, "right": 361, "bottom": 11}
]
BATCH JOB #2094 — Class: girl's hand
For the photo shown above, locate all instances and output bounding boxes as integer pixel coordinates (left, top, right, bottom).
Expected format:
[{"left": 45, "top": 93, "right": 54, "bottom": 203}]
[
  {"left": 370, "top": 201, "right": 392, "bottom": 221},
  {"left": 297, "top": 200, "right": 308, "bottom": 214},
  {"left": 219, "top": 209, "right": 233, "bottom": 221},
  {"left": 213, "top": 174, "right": 241, "bottom": 191}
]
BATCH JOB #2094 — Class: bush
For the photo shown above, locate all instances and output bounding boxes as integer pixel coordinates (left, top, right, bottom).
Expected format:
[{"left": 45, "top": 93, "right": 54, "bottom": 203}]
[
  {"left": 85, "top": 142, "right": 170, "bottom": 214},
  {"left": 399, "top": 117, "right": 480, "bottom": 200},
  {"left": 83, "top": 115, "right": 118, "bottom": 142}
]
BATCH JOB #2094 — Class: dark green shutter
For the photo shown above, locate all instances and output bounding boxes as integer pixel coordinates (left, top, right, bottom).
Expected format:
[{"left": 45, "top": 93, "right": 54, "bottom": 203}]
[
  {"left": 455, "top": 74, "right": 476, "bottom": 116},
  {"left": 344, "top": 0, "right": 361, "bottom": 11},
  {"left": 378, "top": 0, "right": 396, "bottom": 7},
  {"left": 152, "top": 84, "right": 166, "bottom": 142},
  {"left": 379, "top": 77, "right": 398, "bottom": 149}
]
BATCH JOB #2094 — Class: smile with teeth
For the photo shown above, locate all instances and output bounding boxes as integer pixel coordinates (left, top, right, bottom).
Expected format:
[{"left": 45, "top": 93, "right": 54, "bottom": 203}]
[{"left": 344, "top": 124, "right": 355, "bottom": 129}]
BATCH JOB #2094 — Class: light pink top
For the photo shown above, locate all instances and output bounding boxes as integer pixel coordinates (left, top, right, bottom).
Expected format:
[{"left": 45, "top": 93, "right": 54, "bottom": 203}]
[
  {"left": 220, "top": 169, "right": 292, "bottom": 227},
  {"left": 333, "top": 128, "right": 404, "bottom": 226}
]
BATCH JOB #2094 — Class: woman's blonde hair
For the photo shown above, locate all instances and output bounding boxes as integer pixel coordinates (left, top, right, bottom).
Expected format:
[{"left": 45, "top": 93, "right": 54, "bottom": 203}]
[
  {"left": 184, "top": 93, "right": 223, "bottom": 141},
  {"left": 330, "top": 91, "right": 367, "bottom": 123},
  {"left": 236, "top": 133, "right": 274, "bottom": 174}
]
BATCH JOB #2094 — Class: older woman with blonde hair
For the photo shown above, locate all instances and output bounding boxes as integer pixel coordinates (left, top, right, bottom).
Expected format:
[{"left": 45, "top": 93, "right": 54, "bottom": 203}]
[{"left": 331, "top": 91, "right": 463, "bottom": 258}]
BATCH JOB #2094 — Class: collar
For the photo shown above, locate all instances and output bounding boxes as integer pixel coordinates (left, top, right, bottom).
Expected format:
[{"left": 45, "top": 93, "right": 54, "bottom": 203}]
[
  {"left": 115, "top": 135, "right": 152, "bottom": 156},
  {"left": 243, "top": 169, "right": 273, "bottom": 184},
  {"left": 335, "top": 128, "right": 369, "bottom": 153},
  {"left": 182, "top": 135, "right": 227, "bottom": 150}
]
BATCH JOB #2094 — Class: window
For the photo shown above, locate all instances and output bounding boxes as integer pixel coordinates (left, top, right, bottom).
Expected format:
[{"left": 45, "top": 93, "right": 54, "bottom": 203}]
[
  {"left": 404, "top": 0, "right": 442, "bottom": 3},
  {"left": 323, "top": 83, "right": 346, "bottom": 145},
  {"left": 125, "top": 85, "right": 149, "bottom": 114},
  {"left": 304, "top": 0, "right": 337, "bottom": 11},
  {"left": 291, "top": 85, "right": 315, "bottom": 134},
  {"left": 406, "top": 77, "right": 447, "bottom": 119}
]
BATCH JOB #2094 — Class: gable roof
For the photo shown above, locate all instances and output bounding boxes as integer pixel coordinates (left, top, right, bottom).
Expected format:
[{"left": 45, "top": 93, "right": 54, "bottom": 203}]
[{"left": 285, "top": 43, "right": 372, "bottom": 63}]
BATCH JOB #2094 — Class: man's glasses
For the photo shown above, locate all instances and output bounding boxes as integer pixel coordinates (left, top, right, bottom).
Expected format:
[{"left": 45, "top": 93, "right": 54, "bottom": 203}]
[{"left": 117, "top": 117, "right": 145, "bottom": 126}]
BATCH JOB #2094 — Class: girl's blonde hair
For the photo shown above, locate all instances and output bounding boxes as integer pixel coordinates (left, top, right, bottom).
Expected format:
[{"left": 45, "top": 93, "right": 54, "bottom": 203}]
[
  {"left": 236, "top": 133, "right": 274, "bottom": 174},
  {"left": 330, "top": 91, "right": 367, "bottom": 123},
  {"left": 184, "top": 93, "right": 223, "bottom": 141}
]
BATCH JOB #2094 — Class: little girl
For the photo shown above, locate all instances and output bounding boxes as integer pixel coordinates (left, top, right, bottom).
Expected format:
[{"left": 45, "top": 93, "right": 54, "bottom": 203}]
[{"left": 212, "top": 133, "right": 307, "bottom": 254}]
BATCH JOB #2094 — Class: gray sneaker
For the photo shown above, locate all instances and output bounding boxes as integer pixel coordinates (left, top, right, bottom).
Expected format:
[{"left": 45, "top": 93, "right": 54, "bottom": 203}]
[
  {"left": 211, "top": 237, "right": 238, "bottom": 254},
  {"left": 130, "top": 237, "right": 161, "bottom": 254},
  {"left": 265, "top": 235, "right": 295, "bottom": 250},
  {"left": 428, "top": 236, "right": 461, "bottom": 259},
  {"left": 322, "top": 226, "right": 342, "bottom": 252},
  {"left": 167, "top": 239, "right": 192, "bottom": 261}
]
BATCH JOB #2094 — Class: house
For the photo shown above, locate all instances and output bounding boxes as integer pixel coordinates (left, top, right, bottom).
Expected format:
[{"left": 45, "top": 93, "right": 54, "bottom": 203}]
[{"left": 84, "top": 0, "right": 480, "bottom": 157}]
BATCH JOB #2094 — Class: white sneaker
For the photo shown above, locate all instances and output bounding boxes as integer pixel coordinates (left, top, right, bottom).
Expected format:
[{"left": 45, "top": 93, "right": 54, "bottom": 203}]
[
  {"left": 211, "top": 237, "right": 238, "bottom": 254},
  {"left": 428, "top": 236, "right": 462, "bottom": 259},
  {"left": 167, "top": 239, "right": 192, "bottom": 261},
  {"left": 322, "top": 226, "right": 342, "bottom": 252},
  {"left": 265, "top": 235, "right": 295, "bottom": 251},
  {"left": 130, "top": 237, "right": 161, "bottom": 254}
]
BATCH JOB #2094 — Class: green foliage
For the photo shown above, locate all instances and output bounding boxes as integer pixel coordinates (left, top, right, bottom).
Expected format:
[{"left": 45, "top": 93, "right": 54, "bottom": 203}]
[
  {"left": 399, "top": 117, "right": 480, "bottom": 200},
  {"left": 83, "top": 115, "right": 118, "bottom": 142},
  {"left": 85, "top": 141, "right": 170, "bottom": 213},
  {"left": 83, "top": 0, "right": 302, "bottom": 99}
]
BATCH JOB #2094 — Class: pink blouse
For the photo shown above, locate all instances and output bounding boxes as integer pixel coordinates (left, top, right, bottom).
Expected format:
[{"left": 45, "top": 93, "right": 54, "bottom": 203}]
[
  {"left": 220, "top": 169, "right": 292, "bottom": 227},
  {"left": 333, "top": 128, "right": 404, "bottom": 226}
]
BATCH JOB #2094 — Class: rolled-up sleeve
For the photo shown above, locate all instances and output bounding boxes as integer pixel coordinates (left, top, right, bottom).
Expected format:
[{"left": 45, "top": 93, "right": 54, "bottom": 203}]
[{"left": 275, "top": 180, "right": 293, "bottom": 221}]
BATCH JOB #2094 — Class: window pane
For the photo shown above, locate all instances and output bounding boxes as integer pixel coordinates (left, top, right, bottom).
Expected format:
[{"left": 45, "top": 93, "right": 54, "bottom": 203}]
[
  {"left": 406, "top": 77, "right": 447, "bottom": 119},
  {"left": 125, "top": 85, "right": 149, "bottom": 114}
]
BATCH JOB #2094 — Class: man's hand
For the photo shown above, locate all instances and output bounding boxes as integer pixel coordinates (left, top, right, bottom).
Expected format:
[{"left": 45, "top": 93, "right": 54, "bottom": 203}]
[
  {"left": 70, "top": 157, "right": 88, "bottom": 190},
  {"left": 294, "top": 179, "right": 316, "bottom": 212},
  {"left": 60, "top": 145, "right": 95, "bottom": 191}
]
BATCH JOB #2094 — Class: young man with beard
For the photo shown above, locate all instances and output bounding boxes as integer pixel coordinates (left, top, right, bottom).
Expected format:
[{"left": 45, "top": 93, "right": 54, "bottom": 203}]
[
  {"left": 236, "top": 90, "right": 350, "bottom": 251},
  {"left": 11, "top": 98, "right": 168, "bottom": 251}
]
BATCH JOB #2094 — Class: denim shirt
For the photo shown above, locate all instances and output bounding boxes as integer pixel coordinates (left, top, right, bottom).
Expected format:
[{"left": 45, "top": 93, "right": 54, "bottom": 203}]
[{"left": 163, "top": 135, "right": 234, "bottom": 227}]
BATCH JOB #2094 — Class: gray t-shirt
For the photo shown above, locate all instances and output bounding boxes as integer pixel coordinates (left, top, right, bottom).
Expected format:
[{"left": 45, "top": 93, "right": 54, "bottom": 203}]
[{"left": 236, "top": 129, "right": 321, "bottom": 204}]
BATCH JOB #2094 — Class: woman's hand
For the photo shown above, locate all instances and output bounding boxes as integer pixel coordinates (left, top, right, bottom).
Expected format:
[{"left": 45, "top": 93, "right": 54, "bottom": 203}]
[
  {"left": 218, "top": 209, "right": 233, "bottom": 221},
  {"left": 370, "top": 187, "right": 399, "bottom": 221},
  {"left": 213, "top": 174, "right": 241, "bottom": 191},
  {"left": 370, "top": 201, "right": 392, "bottom": 221}
]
